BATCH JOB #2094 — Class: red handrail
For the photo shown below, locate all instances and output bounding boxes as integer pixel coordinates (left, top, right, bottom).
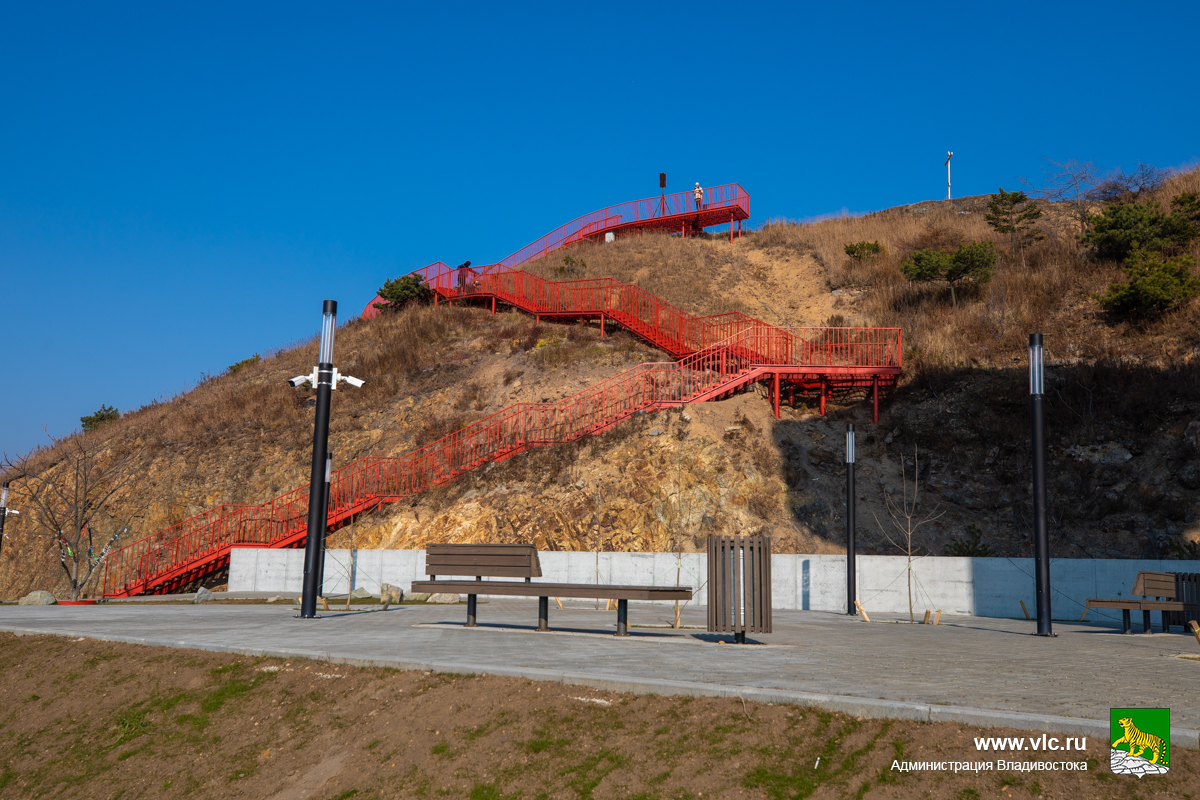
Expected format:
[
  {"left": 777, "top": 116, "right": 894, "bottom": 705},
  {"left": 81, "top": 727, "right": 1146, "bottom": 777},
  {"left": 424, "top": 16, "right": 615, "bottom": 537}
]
[
  {"left": 497, "top": 183, "right": 749, "bottom": 268},
  {"left": 101, "top": 182, "right": 905, "bottom": 597},
  {"left": 101, "top": 323, "right": 900, "bottom": 597}
]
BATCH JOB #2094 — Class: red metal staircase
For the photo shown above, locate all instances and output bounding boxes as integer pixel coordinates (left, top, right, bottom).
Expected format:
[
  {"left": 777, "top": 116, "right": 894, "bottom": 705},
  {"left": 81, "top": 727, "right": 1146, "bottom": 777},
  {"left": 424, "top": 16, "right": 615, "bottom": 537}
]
[{"left": 101, "top": 184, "right": 901, "bottom": 598}]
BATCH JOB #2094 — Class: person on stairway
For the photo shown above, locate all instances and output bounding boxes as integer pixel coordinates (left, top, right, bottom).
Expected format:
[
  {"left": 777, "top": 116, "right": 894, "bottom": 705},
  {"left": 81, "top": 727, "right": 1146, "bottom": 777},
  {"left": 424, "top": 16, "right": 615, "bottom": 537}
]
[{"left": 694, "top": 183, "right": 703, "bottom": 210}]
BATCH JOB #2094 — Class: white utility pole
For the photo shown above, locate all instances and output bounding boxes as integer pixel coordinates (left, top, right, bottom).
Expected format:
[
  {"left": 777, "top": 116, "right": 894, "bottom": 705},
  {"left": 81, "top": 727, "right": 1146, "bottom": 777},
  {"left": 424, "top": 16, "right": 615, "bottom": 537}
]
[{"left": 945, "top": 151, "right": 954, "bottom": 200}]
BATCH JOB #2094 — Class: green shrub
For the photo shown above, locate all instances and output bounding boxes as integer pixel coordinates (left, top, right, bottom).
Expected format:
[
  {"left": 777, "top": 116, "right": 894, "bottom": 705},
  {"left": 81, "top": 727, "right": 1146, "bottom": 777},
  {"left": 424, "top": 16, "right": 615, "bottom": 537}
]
[
  {"left": 900, "top": 241, "right": 997, "bottom": 306},
  {"left": 227, "top": 354, "right": 260, "bottom": 374},
  {"left": 843, "top": 241, "right": 885, "bottom": 261},
  {"left": 81, "top": 404, "right": 120, "bottom": 432},
  {"left": 1093, "top": 248, "right": 1200, "bottom": 318},
  {"left": 945, "top": 525, "right": 996, "bottom": 557},
  {"left": 984, "top": 187, "right": 1043, "bottom": 255},
  {"left": 899, "top": 249, "right": 950, "bottom": 283},
  {"left": 555, "top": 255, "right": 586, "bottom": 276},
  {"left": 1081, "top": 201, "right": 1197, "bottom": 261},
  {"left": 374, "top": 274, "right": 432, "bottom": 310}
]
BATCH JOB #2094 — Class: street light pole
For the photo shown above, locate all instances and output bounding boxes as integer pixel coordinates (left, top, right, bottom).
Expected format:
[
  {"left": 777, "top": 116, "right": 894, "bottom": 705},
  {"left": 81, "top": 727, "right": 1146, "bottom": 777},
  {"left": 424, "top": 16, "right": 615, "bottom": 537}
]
[
  {"left": 0, "top": 482, "right": 9, "bottom": 558},
  {"left": 846, "top": 425, "right": 856, "bottom": 615},
  {"left": 300, "top": 301, "right": 337, "bottom": 618},
  {"left": 945, "top": 151, "right": 954, "bottom": 201},
  {"left": 1029, "top": 333, "right": 1053, "bottom": 636},
  {"left": 316, "top": 452, "right": 332, "bottom": 600}
]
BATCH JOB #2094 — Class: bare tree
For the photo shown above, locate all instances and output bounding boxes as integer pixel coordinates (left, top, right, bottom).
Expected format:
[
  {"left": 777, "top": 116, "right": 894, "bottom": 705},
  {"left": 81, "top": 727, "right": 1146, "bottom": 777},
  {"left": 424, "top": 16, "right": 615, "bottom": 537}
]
[
  {"left": 1093, "top": 162, "right": 1170, "bottom": 203},
  {"left": 873, "top": 447, "right": 944, "bottom": 623},
  {"left": 3, "top": 431, "right": 145, "bottom": 600},
  {"left": 1020, "top": 158, "right": 1101, "bottom": 236}
]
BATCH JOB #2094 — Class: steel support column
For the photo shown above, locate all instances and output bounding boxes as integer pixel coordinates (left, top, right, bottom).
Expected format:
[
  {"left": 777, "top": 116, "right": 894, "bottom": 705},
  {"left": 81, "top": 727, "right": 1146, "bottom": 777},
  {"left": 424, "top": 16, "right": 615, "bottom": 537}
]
[
  {"left": 616, "top": 599, "right": 629, "bottom": 636},
  {"left": 872, "top": 375, "right": 879, "bottom": 424},
  {"left": 820, "top": 381, "right": 827, "bottom": 416},
  {"left": 772, "top": 372, "right": 780, "bottom": 418}
]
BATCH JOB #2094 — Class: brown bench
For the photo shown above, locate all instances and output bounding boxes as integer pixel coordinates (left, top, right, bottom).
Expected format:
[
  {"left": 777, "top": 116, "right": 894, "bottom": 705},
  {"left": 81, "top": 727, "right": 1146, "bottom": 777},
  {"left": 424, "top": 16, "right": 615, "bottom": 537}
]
[
  {"left": 1085, "top": 571, "right": 1199, "bottom": 634},
  {"left": 410, "top": 543, "right": 692, "bottom": 636}
]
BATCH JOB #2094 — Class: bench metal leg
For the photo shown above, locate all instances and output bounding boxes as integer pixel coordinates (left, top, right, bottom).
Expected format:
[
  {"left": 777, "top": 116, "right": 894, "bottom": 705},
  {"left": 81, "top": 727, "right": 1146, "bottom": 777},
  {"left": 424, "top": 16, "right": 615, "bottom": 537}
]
[
  {"left": 616, "top": 599, "right": 628, "bottom": 636},
  {"left": 1122, "top": 609, "right": 1132, "bottom": 634},
  {"left": 1142, "top": 610, "right": 1153, "bottom": 633},
  {"left": 466, "top": 594, "right": 477, "bottom": 627},
  {"left": 538, "top": 597, "right": 549, "bottom": 631}
]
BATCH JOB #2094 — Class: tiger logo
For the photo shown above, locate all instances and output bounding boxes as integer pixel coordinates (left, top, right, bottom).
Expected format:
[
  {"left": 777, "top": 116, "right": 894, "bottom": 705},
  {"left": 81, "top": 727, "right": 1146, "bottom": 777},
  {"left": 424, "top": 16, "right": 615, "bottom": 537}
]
[{"left": 1112, "top": 717, "right": 1168, "bottom": 766}]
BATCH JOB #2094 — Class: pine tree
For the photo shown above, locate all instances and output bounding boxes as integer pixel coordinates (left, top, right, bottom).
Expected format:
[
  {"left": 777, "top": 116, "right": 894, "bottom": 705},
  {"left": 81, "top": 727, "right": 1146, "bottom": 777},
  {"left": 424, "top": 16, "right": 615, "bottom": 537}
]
[{"left": 984, "top": 187, "right": 1043, "bottom": 259}]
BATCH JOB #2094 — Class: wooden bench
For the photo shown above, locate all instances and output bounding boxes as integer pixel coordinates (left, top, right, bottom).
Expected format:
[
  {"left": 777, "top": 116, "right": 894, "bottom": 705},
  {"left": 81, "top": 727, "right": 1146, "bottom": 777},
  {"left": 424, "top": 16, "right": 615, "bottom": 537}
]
[
  {"left": 410, "top": 544, "right": 692, "bottom": 636},
  {"left": 1085, "top": 571, "right": 1199, "bottom": 634}
]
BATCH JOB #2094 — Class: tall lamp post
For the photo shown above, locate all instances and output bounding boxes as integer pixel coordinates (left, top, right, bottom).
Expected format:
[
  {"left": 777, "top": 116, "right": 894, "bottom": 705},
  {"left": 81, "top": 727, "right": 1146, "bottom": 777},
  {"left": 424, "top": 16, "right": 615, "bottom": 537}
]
[
  {"left": 288, "top": 301, "right": 364, "bottom": 619},
  {"left": 846, "top": 425, "right": 856, "bottom": 615},
  {"left": 945, "top": 151, "right": 953, "bottom": 200},
  {"left": 0, "top": 482, "right": 9, "bottom": 557},
  {"left": 1029, "top": 333, "right": 1053, "bottom": 636},
  {"left": 316, "top": 452, "right": 332, "bottom": 599}
]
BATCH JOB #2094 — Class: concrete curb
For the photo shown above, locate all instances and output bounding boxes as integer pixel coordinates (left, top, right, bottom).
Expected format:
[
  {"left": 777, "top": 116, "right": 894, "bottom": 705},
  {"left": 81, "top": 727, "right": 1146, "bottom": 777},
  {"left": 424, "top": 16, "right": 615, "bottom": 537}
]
[{"left": 4, "top": 624, "right": 1196, "bottom": 750}]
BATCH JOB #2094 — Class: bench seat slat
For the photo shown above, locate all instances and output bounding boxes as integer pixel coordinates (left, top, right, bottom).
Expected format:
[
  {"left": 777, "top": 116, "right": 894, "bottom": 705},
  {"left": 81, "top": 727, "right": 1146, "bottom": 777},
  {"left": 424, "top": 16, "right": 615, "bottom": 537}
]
[
  {"left": 427, "top": 555, "right": 538, "bottom": 568},
  {"left": 424, "top": 566, "right": 546, "bottom": 578},
  {"left": 1087, "top": 599, "right": 1186, "bottom": 611},
  {"left": 411, "top": 580, "right": 692, "bottom": 602},
  {"left": 427, "top": 545, "right": 539, "bottom": 556}
]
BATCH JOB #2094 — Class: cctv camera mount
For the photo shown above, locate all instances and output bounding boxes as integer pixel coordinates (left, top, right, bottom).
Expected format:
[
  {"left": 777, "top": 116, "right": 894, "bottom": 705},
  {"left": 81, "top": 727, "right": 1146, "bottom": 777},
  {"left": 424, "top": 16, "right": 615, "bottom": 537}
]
[{"left": 289, "top": 367, "right": 365, "bottom": 390}]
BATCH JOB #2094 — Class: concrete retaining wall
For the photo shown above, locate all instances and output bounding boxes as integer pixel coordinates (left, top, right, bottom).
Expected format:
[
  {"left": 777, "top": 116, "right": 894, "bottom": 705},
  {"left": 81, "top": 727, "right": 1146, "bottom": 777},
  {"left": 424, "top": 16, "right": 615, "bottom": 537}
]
[{"left": 227, "top": 546, "right": 1200, "bottom": 627}]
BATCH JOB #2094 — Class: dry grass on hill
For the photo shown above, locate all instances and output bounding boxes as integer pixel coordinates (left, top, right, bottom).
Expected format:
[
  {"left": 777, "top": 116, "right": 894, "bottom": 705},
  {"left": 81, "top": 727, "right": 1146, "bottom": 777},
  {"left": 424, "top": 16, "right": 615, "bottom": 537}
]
[
  {"left": 0, "top": 308, "right": 668, "bottom": 599},
  {"left": 747, "top": 169, "right": 1200, "bottom": 375},
  {"left": 5, "top": 169, "right": 1200, "bottom": 598}
]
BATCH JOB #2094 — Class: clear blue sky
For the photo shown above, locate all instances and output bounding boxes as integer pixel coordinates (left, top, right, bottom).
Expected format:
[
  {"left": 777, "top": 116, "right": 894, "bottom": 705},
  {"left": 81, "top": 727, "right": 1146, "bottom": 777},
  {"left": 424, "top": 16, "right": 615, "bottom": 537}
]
[{"left": 2, "top": 1, "right": 1197, "bottom": 456}]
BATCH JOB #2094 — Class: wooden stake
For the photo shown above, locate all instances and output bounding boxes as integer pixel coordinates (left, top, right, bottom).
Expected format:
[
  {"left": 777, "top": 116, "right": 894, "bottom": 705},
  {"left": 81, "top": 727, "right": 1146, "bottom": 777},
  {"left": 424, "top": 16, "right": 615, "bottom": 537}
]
[
  {"left": 933, "top": 609, "right": 942, "bottom": 625},
  {"left": 555, "top": 597, "right": 564, "bottom": 610},
  {"left": 1190, "top": 620, "right": 1200, "bottom": 648},
  {"left": 922, "top": 609, "right": 931, "bottom": 625},
  {"left": 854, "top": 600, "right": 871, "bottom": 622},
  {"left": 319, "top": 596, "right": 329, "bottom": 612},
  {"left": 1078, "top": 606, "right": 1090, "bottom": 621},
  {"left": 1019, "top": 600, "right": 1031, "bottom": 620}
]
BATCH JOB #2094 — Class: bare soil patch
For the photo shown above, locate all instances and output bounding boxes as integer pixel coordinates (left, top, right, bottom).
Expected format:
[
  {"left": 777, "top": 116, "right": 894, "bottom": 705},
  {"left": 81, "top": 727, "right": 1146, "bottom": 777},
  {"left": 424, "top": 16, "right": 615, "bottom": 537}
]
[{"left": 0, "top": 633, "right": 1193, "bottom": 799}]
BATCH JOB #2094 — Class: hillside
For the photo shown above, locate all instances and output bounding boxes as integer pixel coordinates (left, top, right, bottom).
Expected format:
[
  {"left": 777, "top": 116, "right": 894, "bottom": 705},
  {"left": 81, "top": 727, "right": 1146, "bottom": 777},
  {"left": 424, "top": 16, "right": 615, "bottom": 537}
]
[{"left": 4, "top": 169, "right": 1200, "bottom": 599}]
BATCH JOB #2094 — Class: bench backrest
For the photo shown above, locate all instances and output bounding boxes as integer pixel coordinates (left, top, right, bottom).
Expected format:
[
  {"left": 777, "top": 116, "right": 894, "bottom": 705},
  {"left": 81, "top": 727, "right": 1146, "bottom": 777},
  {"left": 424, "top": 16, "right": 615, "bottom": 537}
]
[
  {"left": 425, "top": 543, "right": 542, "bottom": 579},
  {"left": 1132, "top": 571, "right": 1176, "bottom": 599}
]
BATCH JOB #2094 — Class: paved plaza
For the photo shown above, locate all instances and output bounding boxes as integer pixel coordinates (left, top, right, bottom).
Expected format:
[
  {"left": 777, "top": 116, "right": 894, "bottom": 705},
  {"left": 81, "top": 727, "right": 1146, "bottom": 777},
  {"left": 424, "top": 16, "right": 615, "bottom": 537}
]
[{"left": 2, "top": 598, "right": 1197, "bottom": 747}]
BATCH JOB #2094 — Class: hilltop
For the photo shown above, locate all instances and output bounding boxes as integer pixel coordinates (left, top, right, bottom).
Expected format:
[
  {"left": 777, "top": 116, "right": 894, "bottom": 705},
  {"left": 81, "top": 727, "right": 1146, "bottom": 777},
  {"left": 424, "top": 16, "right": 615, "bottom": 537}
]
[{"left": 3, "top": 169, "right": 1200, "bottom": 599}]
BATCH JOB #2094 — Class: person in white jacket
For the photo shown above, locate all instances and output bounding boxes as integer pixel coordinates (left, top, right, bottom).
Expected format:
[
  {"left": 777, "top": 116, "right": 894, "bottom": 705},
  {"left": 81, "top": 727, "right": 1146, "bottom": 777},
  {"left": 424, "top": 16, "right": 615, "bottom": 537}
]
[{"left": 694, "top": 183, "right": 703, "bottom": 210}]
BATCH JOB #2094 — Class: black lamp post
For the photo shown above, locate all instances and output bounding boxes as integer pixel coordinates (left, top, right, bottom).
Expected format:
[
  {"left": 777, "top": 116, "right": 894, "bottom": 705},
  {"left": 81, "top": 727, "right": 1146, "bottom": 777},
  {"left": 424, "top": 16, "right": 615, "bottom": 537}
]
[
  {"left": 1029, "top": 333, "right": 1053, "bottom": 636},
  {"left": 0, "top": 481, "right": 9, "bottom": 557},
  {"left": 290, "top": 301, "right": 364, "bottom": 619},
  {"left": 316, "top": 452, "right": 332, "bottom": 600},
  {"left": 846, "top": 424, "right": 856, "bottom": 615}
]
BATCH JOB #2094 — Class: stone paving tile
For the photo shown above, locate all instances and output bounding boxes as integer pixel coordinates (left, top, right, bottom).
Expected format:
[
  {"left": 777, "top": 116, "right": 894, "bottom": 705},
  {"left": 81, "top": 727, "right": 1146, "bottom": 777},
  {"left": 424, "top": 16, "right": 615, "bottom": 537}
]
[{"left": 2, "top": 600, "right": 1197, "bottom": 731}]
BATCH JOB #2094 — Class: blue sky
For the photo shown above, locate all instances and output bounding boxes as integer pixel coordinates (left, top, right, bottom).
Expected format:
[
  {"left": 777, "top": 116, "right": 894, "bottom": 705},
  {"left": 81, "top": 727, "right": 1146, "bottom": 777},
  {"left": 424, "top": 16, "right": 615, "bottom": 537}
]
[{"left": 2, "top": 1, "right": 1197, "bottom": 456}]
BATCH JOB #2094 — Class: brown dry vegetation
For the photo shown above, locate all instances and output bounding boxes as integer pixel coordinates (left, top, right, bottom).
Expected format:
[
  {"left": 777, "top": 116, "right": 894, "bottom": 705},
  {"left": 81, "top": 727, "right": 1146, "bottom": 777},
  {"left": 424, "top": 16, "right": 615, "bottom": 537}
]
[
  {"left": 3, "top": 632, "right": 1195, "bottom": 800},
  {"left": 4, "top": 168, "right": 1200, "bottom": 599}
]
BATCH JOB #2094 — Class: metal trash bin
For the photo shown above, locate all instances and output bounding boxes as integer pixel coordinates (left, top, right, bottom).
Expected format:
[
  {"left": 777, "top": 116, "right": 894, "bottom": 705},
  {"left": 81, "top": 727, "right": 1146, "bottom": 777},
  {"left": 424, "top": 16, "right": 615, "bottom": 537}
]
[{"left": 707, "top": 534, "right": 772, "bottom": 642}]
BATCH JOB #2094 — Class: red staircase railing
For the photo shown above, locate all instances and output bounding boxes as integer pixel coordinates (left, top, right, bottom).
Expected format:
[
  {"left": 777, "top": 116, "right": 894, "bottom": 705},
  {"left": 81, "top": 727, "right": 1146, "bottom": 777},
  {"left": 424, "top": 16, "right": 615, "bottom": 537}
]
[
  {"left": 497, "top": 183, "right": 749, "bottom": 268},
  {"left": 101, "top": 324, "right": 899, "bottom": 597},
  {"left": 100, "top": 182, "right": 902, "bottom": 597}
]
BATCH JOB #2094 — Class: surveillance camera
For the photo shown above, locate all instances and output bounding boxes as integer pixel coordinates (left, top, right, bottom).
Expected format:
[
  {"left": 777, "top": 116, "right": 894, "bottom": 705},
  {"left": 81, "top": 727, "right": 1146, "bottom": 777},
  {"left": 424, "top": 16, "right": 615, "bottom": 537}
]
[
  {"left": 288, "top": 375, "right": 310, "bottom": 388},
  {"left": 343, "top": 375, "right": 364, "bottom": 388}
]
